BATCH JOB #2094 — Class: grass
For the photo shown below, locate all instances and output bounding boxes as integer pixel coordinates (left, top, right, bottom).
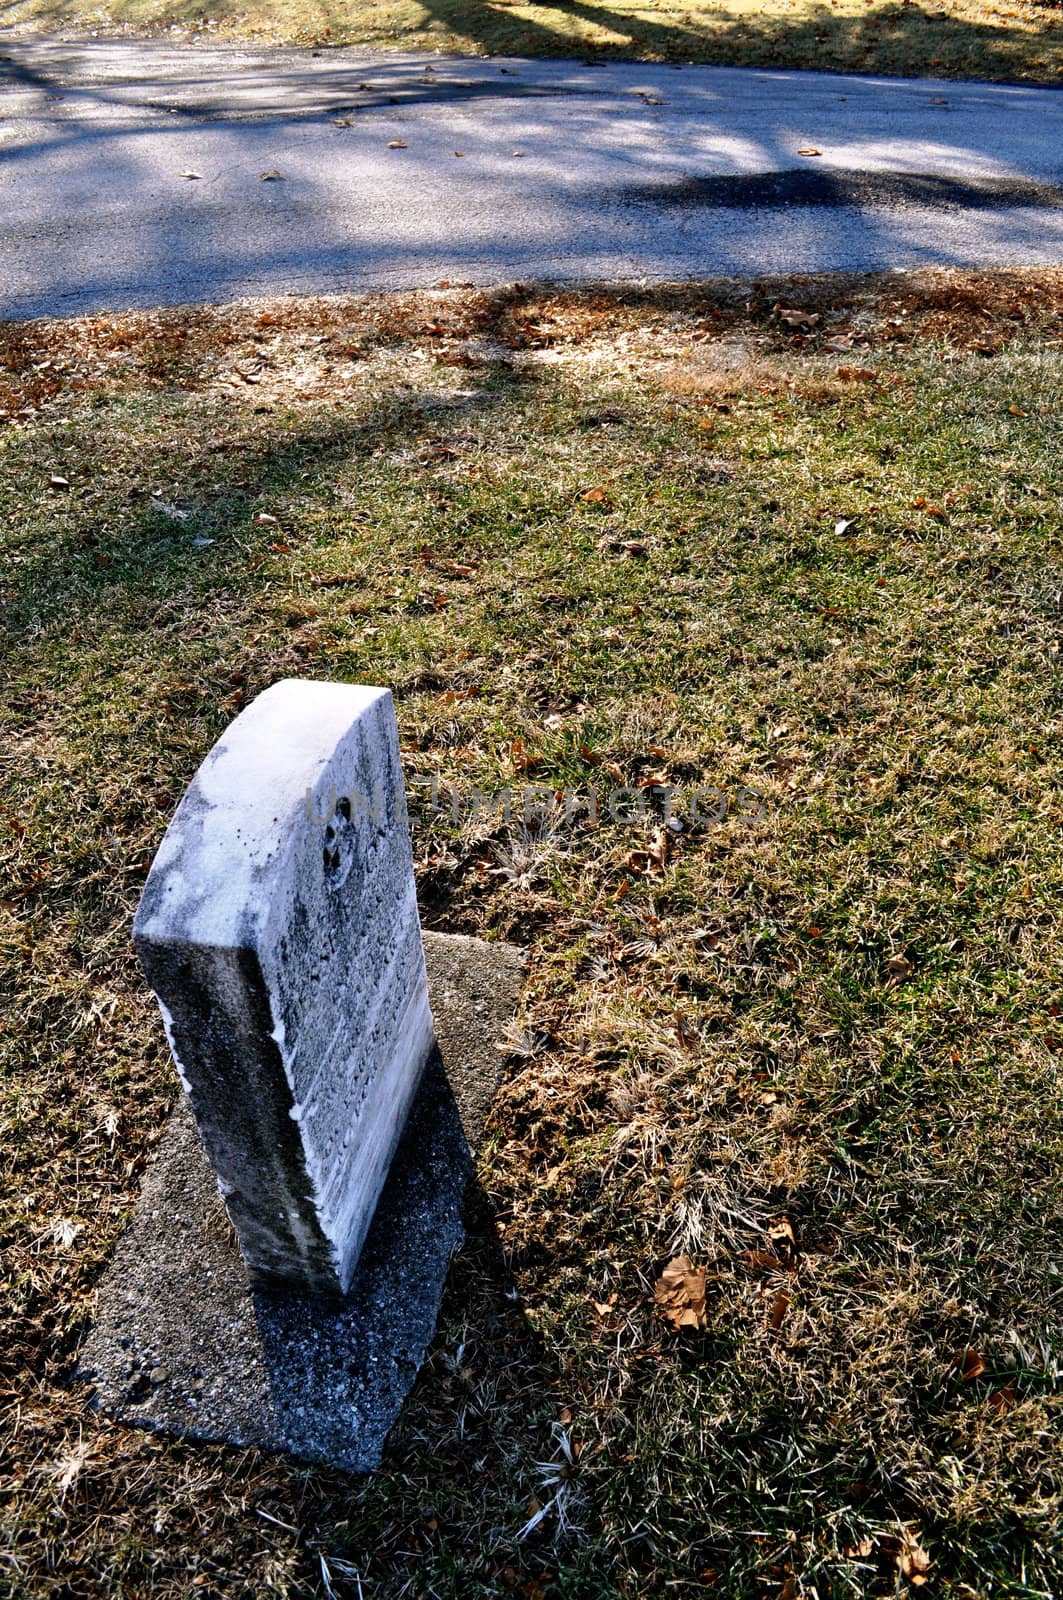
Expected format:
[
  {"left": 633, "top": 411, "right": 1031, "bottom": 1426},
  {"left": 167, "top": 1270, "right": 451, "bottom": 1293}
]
[
  {"left": 3, "top": 0, "right": 1063, "bottom": 86},
  {"left": 1, "top": 268, "right": 1062, "bottom": 1598}
]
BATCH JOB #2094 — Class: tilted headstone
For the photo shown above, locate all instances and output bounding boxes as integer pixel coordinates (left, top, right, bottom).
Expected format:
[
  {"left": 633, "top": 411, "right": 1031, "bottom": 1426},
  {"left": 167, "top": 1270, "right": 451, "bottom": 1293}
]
[{"left": 133, "top": 679, "right": 433, "bottom": 1297}]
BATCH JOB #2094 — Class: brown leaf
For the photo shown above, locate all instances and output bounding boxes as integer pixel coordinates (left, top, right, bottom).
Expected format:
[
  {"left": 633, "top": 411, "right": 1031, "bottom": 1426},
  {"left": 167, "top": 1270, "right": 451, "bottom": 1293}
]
[
  {"left": 776, "top": 306, "right": 820, "bottom": 330},
  {"left": 768, "top": 1291, "right": 790, "bottom": 1330},
  {"left": 579, "top": 747, "right": 626, "bottom": 784},
  {"left": 988, "top": 1380, "right": 1016, "bottom": 1413},
  {"left": 767, "top": 1217, "right": 798, "bottom": 1267},
  {"left": 387, "top": 140, "right": 408, "bottom": 149},
  {"left": 886, "top": 953, "right": 912, "bottom": 979},
  {"left": 836, "top": 365, "right": 877, "bottom": 382},
  {"left": 955, "top": 1347, "right": 986, "bottom": 1382},
  {"left": 580, "top": 484, "right": 610, "bottom": 503},
  {"left": 896, "top": 1527, "right": 931, "bottom": 1586},
  {"left": 797, "top": 146, "right": 822, "bottom": 156},
  {"left": 654, "top": 1255, "right": 708, "bottom": 1331},
  {"left": 646, "top": 827, "right": 671, "bottom": 871}
]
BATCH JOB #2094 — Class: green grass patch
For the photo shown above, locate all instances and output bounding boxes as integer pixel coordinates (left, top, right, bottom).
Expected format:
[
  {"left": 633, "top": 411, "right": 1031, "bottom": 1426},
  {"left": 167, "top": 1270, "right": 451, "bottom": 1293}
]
[{"left": 2, "top": 270, "right": 1063, "bottom": 1597}]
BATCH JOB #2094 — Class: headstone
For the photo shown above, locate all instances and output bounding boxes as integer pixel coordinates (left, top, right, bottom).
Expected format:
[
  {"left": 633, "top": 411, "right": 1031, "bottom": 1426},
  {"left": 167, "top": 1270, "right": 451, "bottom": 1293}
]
[
  {"left": 132, "top": 679, "right": 433, "bottom": 1297},
  {"left": 81, "top": 929, "right": 525, "bottom": 1471}
]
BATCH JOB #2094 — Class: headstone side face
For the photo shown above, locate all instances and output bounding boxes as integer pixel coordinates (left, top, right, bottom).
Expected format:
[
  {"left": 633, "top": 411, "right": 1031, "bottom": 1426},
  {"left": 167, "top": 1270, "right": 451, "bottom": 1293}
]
[
  {"left": 143, "top": 941, "right": 342, "bottom": 1292},
  {"left": 134, "top": 679, "right": 434, "bottom": 1296}
]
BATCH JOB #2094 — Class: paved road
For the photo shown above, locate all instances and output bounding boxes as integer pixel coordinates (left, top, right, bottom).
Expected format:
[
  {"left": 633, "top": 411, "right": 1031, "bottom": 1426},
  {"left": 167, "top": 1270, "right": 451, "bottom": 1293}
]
[{"left": 2, "top": 35, "right": 1062, "bottom": 318}]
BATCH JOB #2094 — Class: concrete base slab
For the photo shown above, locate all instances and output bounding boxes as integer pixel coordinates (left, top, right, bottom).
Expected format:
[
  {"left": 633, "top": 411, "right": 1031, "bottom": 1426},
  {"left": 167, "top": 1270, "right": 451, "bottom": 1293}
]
[{"left": 79, "top": 931, "right": 524, "bottom": 1473}]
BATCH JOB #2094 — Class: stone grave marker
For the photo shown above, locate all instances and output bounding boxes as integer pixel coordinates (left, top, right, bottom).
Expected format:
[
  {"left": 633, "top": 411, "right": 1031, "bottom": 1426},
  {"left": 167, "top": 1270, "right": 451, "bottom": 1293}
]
[
  {"left": 132, "top": 678, "right": 434, "bottom": 1297},
  {"left": 82, "top": 679, "right": 524, "bottom": 1470}
]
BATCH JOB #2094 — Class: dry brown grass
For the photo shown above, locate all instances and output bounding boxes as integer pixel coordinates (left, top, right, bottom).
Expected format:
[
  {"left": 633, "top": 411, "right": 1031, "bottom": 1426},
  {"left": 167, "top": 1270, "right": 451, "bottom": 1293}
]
[{"left": 3, "top": 0, "right": 1061, "bottom": 84}]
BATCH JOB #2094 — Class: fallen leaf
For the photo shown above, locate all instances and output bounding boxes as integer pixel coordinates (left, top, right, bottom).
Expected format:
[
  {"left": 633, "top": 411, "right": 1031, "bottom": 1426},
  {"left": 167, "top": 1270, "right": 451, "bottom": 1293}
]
[
  {"left": 834, "top": 517, "right": 854, "bottom": 536},
  {"left": 178, "top": 169, "right": 202, "bottom": 180},
  {"left": 776, "top": 306, "right": 820, "bottom": 330},
  {"left": 988, "top": 1380, "right": 1016, "bottom": 1413},
  {"left": 836, "top": 365, "right": 877, "bottom": 382},
  {"left": 955, "top": 1347, "right": 986, "bottom": 1382},
  {"left": 886, "top": 953, "right": 912, "bottom": 979},
  {"left": 797, "top": 146, "right": 822, "bottom": 156},
  {"left": 646, "top": 827, "right": 671, "bottom": 871},
  {"left": 768, "top": 1217, "right": 798, "bottom": 1266},
  {"left": 48, "top": 473, "right": 69, "bottom": 489},
  {"left": 260, "top": 169, "right": 283, "bottom": 181},
  {"left": 768, "top": 1291, "right": 790, "bottom": 1330},
  {"left": 387, "top": 140, "right": 408, "bottom": 149},
  {"left": 896, "top": 1527, "right": 931, "bottom": 1587},
  {"left": 654, "top": 1255, "right": 708, "bottom": 1331},
  {"left": 746, "top": 1243, "right": 786, "bottom": 1272},
  {"left": 580, "top": 485, "right": 610, "bottom": 504}
]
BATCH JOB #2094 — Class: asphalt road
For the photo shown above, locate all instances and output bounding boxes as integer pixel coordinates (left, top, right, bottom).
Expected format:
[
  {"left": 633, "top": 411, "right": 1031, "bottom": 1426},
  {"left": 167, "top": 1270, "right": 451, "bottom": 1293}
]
[{"left": 2, "top": 35, "right": 1062, "bottom": 318}]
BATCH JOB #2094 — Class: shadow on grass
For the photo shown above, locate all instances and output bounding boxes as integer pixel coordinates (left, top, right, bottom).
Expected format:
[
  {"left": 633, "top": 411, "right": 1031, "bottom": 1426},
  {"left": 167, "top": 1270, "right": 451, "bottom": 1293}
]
[
  {"left": 1, "top": 0, "right": 1060, "bottom": 83},
  {"left": 1, "top": 344, "right": 568, "bottom": 1591}
]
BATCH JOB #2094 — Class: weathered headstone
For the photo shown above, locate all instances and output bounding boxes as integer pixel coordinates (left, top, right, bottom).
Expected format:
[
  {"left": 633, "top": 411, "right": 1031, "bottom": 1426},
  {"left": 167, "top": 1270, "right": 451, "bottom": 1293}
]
[
  {"left": 132, "top": 679, "right": 434, "bottom": 1296},
  {"left": 84, "top": 679, "right": 525, "bottom": 1470}
]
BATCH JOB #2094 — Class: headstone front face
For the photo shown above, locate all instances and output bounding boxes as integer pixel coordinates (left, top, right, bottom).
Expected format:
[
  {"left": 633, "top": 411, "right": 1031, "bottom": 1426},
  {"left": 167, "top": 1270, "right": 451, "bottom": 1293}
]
[{"left": 133, "top": 679, "right": 433, "bottom": 1296}]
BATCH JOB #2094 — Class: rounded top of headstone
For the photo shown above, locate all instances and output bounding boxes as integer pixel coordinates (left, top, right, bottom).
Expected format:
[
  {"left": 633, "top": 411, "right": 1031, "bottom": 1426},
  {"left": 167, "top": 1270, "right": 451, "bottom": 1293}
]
[{"left": 133, "top": 679, "right": 391, "bottom": 952}]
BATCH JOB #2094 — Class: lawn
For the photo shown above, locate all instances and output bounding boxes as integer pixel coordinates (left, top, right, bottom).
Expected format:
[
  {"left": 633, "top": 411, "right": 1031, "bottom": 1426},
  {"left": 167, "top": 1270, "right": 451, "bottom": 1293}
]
[
  {"left": 1, "top": 269, "right": 1062, "bottom": 1598},
  {"left": 3, "top": 0, "right": 1062, "bottom": 85}
]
